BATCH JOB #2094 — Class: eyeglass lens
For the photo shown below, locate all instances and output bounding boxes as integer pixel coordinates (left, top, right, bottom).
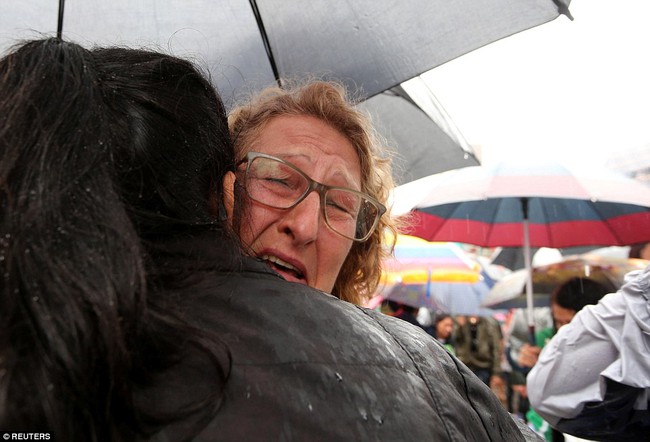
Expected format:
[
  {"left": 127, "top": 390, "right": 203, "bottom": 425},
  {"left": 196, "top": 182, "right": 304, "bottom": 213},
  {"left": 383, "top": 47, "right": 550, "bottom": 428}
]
[{"left": 244, "top": 155, "right": 379, "bottom": 241}]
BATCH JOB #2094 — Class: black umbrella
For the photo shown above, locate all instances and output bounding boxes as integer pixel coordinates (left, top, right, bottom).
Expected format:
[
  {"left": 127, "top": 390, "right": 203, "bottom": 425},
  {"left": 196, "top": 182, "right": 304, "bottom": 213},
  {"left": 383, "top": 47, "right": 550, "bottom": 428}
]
[
  {"left": 1, "top": 0, "right": 571, "bottom": 180},
  {"left": 360, "top": 83, "right": 479, "bottom": 184}
]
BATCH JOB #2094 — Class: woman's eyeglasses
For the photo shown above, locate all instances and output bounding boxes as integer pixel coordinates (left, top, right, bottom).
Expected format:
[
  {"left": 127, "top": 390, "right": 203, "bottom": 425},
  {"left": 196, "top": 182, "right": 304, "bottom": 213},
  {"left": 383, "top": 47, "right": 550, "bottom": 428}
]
[{"left": 236, "top": 152, "right": 386, "bottom": 242}]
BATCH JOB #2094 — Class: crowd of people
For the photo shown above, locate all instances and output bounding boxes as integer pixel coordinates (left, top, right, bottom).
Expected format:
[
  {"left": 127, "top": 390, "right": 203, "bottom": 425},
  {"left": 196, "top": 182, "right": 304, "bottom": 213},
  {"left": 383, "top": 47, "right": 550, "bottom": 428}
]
[
  {"left": 0, "top": 36, "right": 648, "bottom": 441},
  {"left": 386, "top": 270, "right": 649, "bottom": 441}
]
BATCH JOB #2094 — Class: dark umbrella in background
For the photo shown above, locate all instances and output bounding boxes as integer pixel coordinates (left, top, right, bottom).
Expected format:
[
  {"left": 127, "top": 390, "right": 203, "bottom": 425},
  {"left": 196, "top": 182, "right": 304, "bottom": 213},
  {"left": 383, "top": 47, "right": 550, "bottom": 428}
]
[
  {"left": 359, "top": 80, "right": 480, "bottom": 184},
  {"left": 1, "top": 0, "right": 572, "bottom": 182},
  {"left": 391, "top": 159, "right": 650, "bottom": 342}
]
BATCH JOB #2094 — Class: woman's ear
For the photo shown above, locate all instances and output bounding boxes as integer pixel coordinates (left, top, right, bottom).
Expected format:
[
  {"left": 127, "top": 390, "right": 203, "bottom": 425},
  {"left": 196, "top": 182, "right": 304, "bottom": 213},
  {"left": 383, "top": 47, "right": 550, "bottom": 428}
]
[{"left": 222, "top": 171, "right": 236, "bottom": 224}]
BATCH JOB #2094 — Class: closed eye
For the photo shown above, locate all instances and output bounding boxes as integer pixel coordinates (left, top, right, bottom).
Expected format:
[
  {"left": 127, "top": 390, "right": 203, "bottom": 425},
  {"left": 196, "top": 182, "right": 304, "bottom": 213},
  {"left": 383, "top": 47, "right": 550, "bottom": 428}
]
[
  {"left": 265, "top": 177, "right": 290, "bottom": 187},
  {"left": 326, "top": 199, "right": 354, "bottom": 215}
]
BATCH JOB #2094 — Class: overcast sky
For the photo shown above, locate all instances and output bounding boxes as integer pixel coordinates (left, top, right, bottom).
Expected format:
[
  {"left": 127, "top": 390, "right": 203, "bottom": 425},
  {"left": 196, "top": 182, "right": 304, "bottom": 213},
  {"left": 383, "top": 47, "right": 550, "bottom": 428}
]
[{"left": 421, "top": 0, "right": 650, "bottom": 167}]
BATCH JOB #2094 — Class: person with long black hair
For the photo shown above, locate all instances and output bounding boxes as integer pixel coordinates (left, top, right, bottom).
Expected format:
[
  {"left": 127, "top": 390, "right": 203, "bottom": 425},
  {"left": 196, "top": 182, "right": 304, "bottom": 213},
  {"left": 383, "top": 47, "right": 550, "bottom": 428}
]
[{"left": 0, "top": 37, "right": 237, "bottom": 439}]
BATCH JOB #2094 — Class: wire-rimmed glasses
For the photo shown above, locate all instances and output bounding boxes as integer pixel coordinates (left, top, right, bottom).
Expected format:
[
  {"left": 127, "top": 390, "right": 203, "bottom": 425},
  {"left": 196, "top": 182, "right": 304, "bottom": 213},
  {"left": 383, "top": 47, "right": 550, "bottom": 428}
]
[{"left": 236, "top": 152, "right": 386, "bottom": 242}]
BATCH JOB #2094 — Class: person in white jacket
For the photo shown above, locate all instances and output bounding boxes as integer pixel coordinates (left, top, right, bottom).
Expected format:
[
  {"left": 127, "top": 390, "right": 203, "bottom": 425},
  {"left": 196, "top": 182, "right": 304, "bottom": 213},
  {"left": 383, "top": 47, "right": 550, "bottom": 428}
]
[{"left": 527, "top": 264, "right": 650, "bottom": 440}]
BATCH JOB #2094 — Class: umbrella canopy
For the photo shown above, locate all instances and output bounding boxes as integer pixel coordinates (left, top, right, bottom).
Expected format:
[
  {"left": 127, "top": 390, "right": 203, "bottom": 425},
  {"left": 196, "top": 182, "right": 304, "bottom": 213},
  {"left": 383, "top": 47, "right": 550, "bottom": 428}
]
[
  {"left": 375, "top": 279, "right": 493, "bottom": 316},
  {"left": 391, "top": 159, "right": 650, "bottom": 339},
  {"left": 385, "top": 234, "right": 479, "bottom": 272},
  {"left": 392, "top": 159, "right": 650, "bottom": 247},
  {"left": 482, "top": 254, "right": 648, "bottom": 309},
  {"left": 359, "top": 82, "right": 479, "bottom": 184},
  {"left": 1, "top": 0, "right": 571, "bottom": 181},
  {"left": 371, "top": 235, "right": 493, "bottom": 315}
]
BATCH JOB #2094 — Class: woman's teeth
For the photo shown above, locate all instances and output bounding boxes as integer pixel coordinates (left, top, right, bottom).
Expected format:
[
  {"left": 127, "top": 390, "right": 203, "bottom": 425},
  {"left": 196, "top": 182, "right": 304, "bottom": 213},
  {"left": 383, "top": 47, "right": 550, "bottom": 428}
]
[{"left": 260, "top": 254, "right": 304, "bottom": 279}]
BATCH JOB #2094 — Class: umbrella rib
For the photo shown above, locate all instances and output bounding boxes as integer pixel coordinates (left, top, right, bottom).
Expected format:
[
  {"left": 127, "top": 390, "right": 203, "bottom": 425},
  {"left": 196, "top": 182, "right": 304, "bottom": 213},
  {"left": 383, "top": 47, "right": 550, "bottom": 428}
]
[
  {"left": 249, "top": 0, "right": 281, "bottom": 85},
  {"left": 57, "top": 0, "right": 66, "bottom": 39},
  {"left": 591, "top": 204, "right": 624, "bottom": 245}
]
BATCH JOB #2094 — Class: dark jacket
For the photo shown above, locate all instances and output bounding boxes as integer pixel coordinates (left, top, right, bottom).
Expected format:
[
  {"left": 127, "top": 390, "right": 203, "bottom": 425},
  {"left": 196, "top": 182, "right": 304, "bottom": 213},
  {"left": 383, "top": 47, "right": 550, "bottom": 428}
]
[
  {"left": 143, "top": 234, "right": 540, "bottom": 441},
  {"left": 454, "top": 317, "right": 503, "bottom": 375}
]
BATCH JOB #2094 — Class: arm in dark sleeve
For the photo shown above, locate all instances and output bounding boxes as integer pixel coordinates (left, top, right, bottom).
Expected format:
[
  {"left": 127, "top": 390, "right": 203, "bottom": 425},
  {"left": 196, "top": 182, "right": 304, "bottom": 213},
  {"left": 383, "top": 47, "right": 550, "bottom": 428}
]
[{"left": 556, "top": 378, "right": 650, "bottom": 441}]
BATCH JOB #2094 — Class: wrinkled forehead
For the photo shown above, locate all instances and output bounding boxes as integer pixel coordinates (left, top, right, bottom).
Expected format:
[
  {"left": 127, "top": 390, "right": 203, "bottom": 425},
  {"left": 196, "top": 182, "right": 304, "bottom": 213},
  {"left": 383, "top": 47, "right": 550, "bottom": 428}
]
[
  {"left": 238, "top": 113, "right": 367, "bottom": 160},
  {"left": 253, "top": 149, "right": 362, "bottom": 192},
  {"left": 242, "top": 115, "right": 365, "bottom": 188}
]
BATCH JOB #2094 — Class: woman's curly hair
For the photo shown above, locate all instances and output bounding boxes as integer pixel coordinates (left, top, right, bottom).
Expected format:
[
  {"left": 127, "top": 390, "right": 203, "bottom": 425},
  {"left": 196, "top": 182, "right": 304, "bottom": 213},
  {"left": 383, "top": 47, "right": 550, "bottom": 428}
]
[{"left": 228, "top": 80, "right": 399, "bottom": 305}]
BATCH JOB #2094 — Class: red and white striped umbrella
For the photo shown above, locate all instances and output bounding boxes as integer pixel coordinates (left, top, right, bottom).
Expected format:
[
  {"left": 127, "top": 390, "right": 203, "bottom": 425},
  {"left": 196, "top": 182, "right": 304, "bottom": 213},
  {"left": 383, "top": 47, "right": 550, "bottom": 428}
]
[{"left": 390, "top": 159, "right": 650, "bottom": 340}]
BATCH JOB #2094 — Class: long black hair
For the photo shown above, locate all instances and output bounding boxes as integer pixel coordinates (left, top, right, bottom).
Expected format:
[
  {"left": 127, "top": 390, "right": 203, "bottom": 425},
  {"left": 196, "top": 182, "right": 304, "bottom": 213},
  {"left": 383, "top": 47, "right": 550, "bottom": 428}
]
[{"left": 0, "top": 38, "right": 238, "bottom": 440}]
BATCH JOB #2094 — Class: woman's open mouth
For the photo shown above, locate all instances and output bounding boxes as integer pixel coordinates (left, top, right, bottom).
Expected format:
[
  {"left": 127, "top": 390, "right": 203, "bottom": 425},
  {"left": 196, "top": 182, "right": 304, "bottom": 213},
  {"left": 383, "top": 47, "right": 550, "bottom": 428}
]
[{"left": 260, "top": 254, "right": 306, "bottom": 283}]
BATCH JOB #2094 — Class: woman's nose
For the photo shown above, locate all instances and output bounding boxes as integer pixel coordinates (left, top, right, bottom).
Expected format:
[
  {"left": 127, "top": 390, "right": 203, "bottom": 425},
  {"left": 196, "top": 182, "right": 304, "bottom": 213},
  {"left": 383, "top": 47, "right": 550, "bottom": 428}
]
[{"left": 278, "top": 191, "right": 322, "bottom": 244}]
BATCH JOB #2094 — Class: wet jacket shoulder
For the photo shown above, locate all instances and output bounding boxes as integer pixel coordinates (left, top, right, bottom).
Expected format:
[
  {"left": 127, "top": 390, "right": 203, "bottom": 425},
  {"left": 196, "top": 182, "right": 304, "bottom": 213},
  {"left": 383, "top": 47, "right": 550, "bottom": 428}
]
[{"left": 144, "top": 234, "right": 539, "bottom": 441}]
